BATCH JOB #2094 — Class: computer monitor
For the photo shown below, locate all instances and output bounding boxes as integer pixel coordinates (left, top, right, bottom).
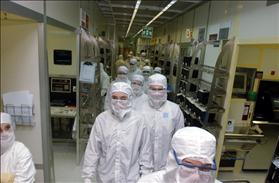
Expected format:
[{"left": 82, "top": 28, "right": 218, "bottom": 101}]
[
  {"left": 254, "top": 80, "right": 279, "bottom": 122},
  {"left": 54, "top": 50, "right": 72, "bottom": 65},
  {"left": 233, "top": 72, "right": 247, "bottom": 94}
]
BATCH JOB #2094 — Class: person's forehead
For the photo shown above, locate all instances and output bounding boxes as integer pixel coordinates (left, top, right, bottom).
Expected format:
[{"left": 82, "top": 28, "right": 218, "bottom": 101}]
[
  {"left": 132, "top": 80, "right": 142, "bottom": 84},
  {"left": 149, "top": 84, "right": 164, "bottom": 89},
  {"left": 112, "top": 91, "right": 128, "bottom": 97}
]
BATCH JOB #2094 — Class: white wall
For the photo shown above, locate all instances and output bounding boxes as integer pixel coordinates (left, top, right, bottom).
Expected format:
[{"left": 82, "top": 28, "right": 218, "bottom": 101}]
[
  {"left": 150, "top": 1, "right": 279, "bottom": 83},
  {"left": 47, "top": 25, "right": 77, "bottom": 76},
  {"left": 152, "top": 1, "right": 279, "bottom": 44},
  {"left": 11, "top": 0, "right": 108, "bottom": 36},
  {"left": 12, "top": 0, "right": 80, "bottom": 28},
  {"left": 238, "top": 1, "right": 279, "bottom": 41},
  {"left": 46, "top": 1, "right": 80, "bottom": 28},
  {"left": 1, "top": 22, "right": 44, "bottom": 176},
  {"left": 12, "top": 0, "right": 44, "bottom": 14},
  {"left": 80, "top": 1, "right": 108, "bottom": 36}
]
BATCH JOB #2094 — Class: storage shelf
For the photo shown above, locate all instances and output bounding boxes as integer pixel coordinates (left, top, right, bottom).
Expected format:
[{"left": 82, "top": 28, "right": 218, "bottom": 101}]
[
  {"left": 180, "top": 79, "right": 188, "bottom": 84},
  {"left": 182, "top": 67, "right": 190, "bottom": 71},
  {"left": 225, "top": 133, "right": 264, "bottom": 139},
  {"left": 252, "top": 121, "right": 279, "bottom": 126},
  {"left": 177, "top": 93, "right": 186, "bottom": 98},
  {"left": 181, "top": 105, "right": 220, "bottom": 127}
]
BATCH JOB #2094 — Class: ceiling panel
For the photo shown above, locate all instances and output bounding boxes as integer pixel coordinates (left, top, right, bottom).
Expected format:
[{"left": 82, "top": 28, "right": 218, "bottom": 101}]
[
  {"left": 96, "top": 0, "right": 203, "bottom": 38},
  {"left": 141, "top": 1, "right": 169, "bottom": 7}
]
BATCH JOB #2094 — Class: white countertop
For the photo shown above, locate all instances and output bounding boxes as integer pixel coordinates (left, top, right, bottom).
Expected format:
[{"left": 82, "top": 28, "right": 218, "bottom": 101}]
[{"left": 50, "top": 106, "right": 76, "bottom": 118}]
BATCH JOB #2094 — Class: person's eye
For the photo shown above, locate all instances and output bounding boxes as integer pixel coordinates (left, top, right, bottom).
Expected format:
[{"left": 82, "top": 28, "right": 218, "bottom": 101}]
[
  {"left": 199, "top": 167, "right": 210, "bottom": 172},
  {"left": 5, "top": 125, "right": 11, "bottom": 131}
]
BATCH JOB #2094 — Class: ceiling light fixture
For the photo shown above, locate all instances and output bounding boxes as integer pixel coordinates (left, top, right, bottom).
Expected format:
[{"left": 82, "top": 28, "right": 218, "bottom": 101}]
[
  {"left": 125, "top": 0, "right": 141, "bottom": 38},
  {"left": 133, "top": 0, "right": 177, "bottom": 38}
]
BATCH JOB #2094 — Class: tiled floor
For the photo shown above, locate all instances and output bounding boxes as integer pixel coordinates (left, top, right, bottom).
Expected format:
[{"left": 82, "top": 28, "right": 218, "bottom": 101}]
[
  {"left": 53, "top": 142, "right": 83, "bottom": 183},
  {"left": 52, "top": 142, "right": 268, "bottom": 183}
]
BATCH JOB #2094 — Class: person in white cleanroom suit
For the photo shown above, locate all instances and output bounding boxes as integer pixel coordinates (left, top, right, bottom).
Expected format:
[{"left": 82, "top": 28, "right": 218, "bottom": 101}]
[
  {"left": 138, "top": 127, "right": 221, "bottom": 183},
  {"left": 82, "top": 82, "right": 153, "bottom": 183},
  {"left": 139, "top": 58, "right": 151, "bottom": 69},
  {"left": 104, "top": 65, "right": 131, "bottom": 110},
  {"left": 142, "top": 66, "right": 152, "bottom": 94},
  {"left": 114, "top": 54, "right": 128, "bottom": 77},
  {"left": 0, "top": 112, "right": 36, "bottom": 183},
  {"left": 128, "top": 58, "right": 142, "bottom": 80},
  {"left": 139, "top": 52, "right": 147, "bottom": 66},
  {"left": 100, "top": 63, "right": 110, "bottom": 97},
  {"left": 100, "top": 63, "right": 110, "bottom": 110},
  {"left": 154, "top": 67, "right": 162, "bottom": 74},
  {"left": 138, "top": 74, "right": 185, "bottom": 171},
  {"left": 115, "top": 65, "right": 131, "bottom": 84},
  {"left": 131, "top": 74, "right": 148, "bottom": 110}
]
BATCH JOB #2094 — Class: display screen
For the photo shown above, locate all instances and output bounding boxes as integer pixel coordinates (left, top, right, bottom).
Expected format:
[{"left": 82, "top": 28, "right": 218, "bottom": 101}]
[
  {"left": 233, "top": 75, "right": 245, "bottom": 89},
  {"left": 233, "top": 73, "right": 247, "bottom": 94},
  {"left": 254, "top": 80, "right": 279, "bottom": 122},
  {"left": 54, "top": 50, "right": 72, "bottom": 65}
]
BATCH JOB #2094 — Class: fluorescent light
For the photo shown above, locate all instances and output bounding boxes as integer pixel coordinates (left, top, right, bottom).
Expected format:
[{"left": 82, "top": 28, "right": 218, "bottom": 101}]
[
  {"left": 125, "top": 0, "right": 141, "bottom": 37},
  {"left": 133, "top": 0, "right": 177, "bottom": 38},
  {"left": 133, "top": 28, "right": 143, "bottom": 38},
  {"left": 146, "top": 0, "right": 176, "bottom": 26}
]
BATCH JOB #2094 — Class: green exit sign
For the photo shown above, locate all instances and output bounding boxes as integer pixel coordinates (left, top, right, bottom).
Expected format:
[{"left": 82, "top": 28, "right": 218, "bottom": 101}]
[{"left": 142, "top": 27, "right": 153, "bottom": 39}]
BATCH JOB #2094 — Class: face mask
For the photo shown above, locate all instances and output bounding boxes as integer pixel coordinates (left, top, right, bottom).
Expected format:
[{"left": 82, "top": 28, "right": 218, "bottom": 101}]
[
  {"left": 130, "top": 65, "right": 137, "bottom": 72},
  {"left": 148, "top": 89, "right": 167, "bottom": 109},
  {"left": 132, "top": 84, "right": 143, "bottom": 96},
  {"left": 143, "top": 72, "right": 150, "bottom": 79},
  {"left": 117, "top": 74, "right": 127, "bottom": 81},
  {"left": 111, "top": 99, "right": 132, "bottom": 120},
  {"left": 176, "top": 166, "right": 214, "bottom": 183},
  {"left": 1, "top": 132, "right": 15, "bottom": 155}
]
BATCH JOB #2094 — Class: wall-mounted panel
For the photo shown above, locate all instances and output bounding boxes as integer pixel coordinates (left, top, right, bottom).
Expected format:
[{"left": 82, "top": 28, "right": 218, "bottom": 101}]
[{"left": 47, "top": 26, "right": 77, "bottom": 76}]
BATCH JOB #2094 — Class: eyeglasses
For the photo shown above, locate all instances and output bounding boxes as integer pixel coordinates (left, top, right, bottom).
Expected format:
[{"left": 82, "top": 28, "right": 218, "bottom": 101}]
[{"left": 172, "top": 149, "right": 217, "bottom": 172}]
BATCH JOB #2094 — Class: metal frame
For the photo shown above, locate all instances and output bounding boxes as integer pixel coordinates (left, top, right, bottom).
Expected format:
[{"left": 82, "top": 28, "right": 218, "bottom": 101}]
[
  {"left": 1, "top": 1, "right": 54, "bottom": 182},
  {"left": 0, "top": 1, "right": 43, "bottom": 22}
]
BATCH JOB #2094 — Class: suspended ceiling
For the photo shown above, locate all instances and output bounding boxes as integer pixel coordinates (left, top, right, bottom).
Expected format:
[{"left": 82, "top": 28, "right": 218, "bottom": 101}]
[{"left": 96, "top": 0, "right": 204, "bottom": 39}]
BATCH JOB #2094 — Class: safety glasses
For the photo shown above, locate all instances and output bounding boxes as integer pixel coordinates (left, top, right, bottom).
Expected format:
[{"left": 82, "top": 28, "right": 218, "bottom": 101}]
[{"left": 172, "top": 149, "right": 217, "bottom": 171}]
